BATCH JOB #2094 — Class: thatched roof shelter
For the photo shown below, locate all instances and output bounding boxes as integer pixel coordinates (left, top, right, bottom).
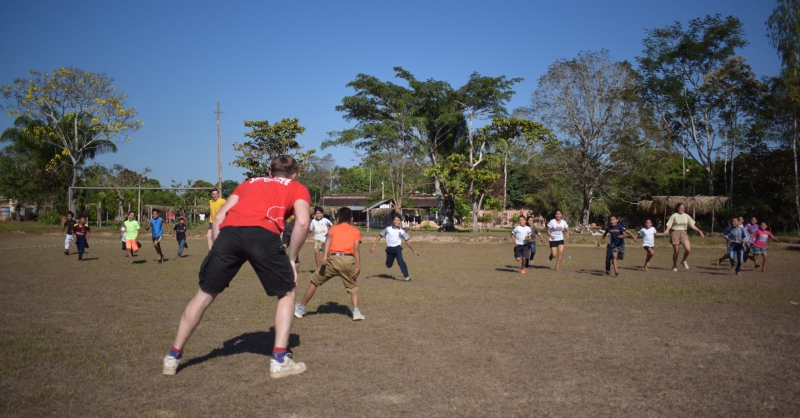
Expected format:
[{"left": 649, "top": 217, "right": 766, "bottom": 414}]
[
  {"left": 637, "top": 196, "right": 729, "bottom": 216},
  {"left": 638, "top": 196, "right": 730, "bottom": 234}
]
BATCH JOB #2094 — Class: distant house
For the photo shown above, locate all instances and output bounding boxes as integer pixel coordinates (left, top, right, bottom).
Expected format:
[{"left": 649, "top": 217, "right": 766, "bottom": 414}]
[{"left": 319, "top": 194, "right": 370, "bottom": 224}]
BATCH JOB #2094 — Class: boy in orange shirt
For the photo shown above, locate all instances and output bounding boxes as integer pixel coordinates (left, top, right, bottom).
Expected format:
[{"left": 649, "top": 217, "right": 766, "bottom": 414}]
[{"left": 294, "top": 207, "right": 364, "bottom": 321}]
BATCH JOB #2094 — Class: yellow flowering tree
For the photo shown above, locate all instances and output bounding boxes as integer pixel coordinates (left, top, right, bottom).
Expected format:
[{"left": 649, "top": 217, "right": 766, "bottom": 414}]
[{"left": 0, "top": 67, "right": 144, "bottom": 211}]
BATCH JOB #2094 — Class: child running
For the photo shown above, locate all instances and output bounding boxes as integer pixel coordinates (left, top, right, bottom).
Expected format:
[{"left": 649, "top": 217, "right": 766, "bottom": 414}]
[
  {"left": 163, "top": 155, "right": 311, "bottom": 378},
  {"left": 597, "top": 215, "right": 637, "bottom": 275},
  {"left": 61, "top": 211, "right": 77, "bottom": 255},
  {"left": 72, "top": 215, "right": 91, "bottom": 261},
  {"left": 637, "top": 219, "right": 661, "bottom": 271},
  {"left": 296, "top": 207, "right": 365, "bottom": 321},
  {"left": 144, "top": 209, "right": 171, "bottom": 263},
  {"left": 123, "top": 211, "right": 140, "bottom": 264},
  {"left": 510, "top": 215, "right": 532, "bottom": 274},
  {"left": 525, "top": 215, "right": 547, "bottom": 269},
  {"left": 717, "top": 219, "right": 735, "bottom": 267},
  {"left": 370, "top": 213, "right": 420, "bottom": 281},
  {"left": 750, "top": 222, "right": 781, "bottom": 272},
  {"left": 547, "top": 210, "right": 570, "bottom": 271},
  {"left": 724, "top": 216, "right": 749, "bottom": 276},
  {"left": 310, "top": 207, "right": 333, "bottom": 269},
  {"left": 744, "top": 216, "right": 760, "bottom": 262},
  {"left": 174, "top": 217, "right": 188, "bottom": 258}
]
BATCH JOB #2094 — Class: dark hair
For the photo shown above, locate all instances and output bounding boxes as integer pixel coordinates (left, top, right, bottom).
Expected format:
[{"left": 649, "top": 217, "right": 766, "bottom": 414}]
[
  {"left": 67, "top": 211, "right": 74, "bottom": 216},
  {"left": 211, "top": 188, "right": 219, "bottom": 194},
  {"left": 152, "top": 208, "right": 159, "bottom": 214},
  {"left": 392, "top": 213, "right": 402, "bottom": 221},
  {"left": 554, "top": 209, "right": 563, "bottom": 217},
  {"left": 270, "top": 155, "right": 299, "bottom": 177},
  {"left": 79, "top": 214, "right": 86, "bottom": 219},
  {"left": 731, "top": 216, "right": 738, "bottom": 221},
  {"left": 314, "top": 206, "right": 324, "bottom": 214},
  {"left": 128, "top": 211, "right": 135, "bottom": 216},
  {"left": 675, "top": 203, "right": 685, "bottom": 212},
  {"left": 518, "top": 215, "right": 526, "bottom": 220},
  {"left": 337, "top": 207, "right": 352, "bottom": 222},
  {"left": 609, "top": 214, "right": 618, "bottom": 220},
  {"left": 645, "top": 218, "right": 653, "bottom": 224}
]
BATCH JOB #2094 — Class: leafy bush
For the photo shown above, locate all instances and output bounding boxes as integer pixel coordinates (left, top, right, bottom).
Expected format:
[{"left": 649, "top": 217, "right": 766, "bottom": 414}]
[{"left": 40, "top": 210, "right": 62, "bottom": 225}]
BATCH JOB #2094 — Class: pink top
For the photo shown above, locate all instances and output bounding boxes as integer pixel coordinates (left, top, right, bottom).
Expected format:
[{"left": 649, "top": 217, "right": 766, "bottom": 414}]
[{"left": 751, "top": 230, "right": 773, "bottom": 249}]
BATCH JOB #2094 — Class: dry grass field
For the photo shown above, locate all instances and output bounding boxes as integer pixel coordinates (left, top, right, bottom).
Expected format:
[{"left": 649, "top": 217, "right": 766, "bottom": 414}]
[{"left": 1, "top": 230, "right": 799, "bottom": 417}]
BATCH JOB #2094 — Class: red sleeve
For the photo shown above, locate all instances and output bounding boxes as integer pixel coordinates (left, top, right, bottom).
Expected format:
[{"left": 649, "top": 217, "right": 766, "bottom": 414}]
[{"left": 231, "top": 180, "right": 249, "bottom": 197}]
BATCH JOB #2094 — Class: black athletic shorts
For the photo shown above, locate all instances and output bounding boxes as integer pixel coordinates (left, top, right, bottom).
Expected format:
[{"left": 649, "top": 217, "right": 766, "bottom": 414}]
[
  {"left": 514, "top": 245, "right": 530, "bottom": 259},
  {"left": 198, "top": 227, "right": 295, "bottom": 296},
  {"left": 549, "top": 240, "right": 565, "bottom": 248}
]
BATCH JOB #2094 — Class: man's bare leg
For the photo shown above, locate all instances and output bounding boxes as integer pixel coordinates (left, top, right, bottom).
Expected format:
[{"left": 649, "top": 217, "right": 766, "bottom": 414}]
[
  {"left": 172, "top": 289, "right": 218, "bottom": 350},
  {"left": 274, "top": 289, "right": 296, "bottom": 349}
]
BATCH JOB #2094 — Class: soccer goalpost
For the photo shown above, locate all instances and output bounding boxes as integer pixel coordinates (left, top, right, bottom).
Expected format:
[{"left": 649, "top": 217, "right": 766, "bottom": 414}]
[{"left": 68, "top": 186, "right": 216, "bottom": 226}]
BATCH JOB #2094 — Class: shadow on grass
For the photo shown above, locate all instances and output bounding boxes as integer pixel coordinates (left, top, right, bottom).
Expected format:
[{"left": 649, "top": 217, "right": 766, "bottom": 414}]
[
  {"left": 78, "top": 257, "right": 99, "bottom": 261},
  {"left": 366, "top": 273, "right": 397, "bottom": 281},
  {"left": 575, "top": 269, "right": 607, "bottom": 277},
  {"left": 179, "top": 329, "right": 301, "bottom": 371},
  {"left": 307, "top": 301, "right": 352, "bottom": 317},
  {"left": 131, "top": 260, "right": 147, "bottom": 264},
  {"left": 786, "top": 246, "right": 800, "bottom": 252}
]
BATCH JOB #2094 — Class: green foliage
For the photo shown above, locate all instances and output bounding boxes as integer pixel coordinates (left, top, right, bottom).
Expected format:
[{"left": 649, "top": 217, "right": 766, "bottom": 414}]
[
  {"left": 0, "top": 67, "right": 143, "bottom": 211},
  {"left": 221, "top": 180, "right": 239, "bottom": 198},
  {"left": 231, "top": 118, "right": 314, "bottom": 178},
  {"left": 39, "top": 210, "right": 62, "bottom": 225},
  {"left": 767, "top": 0, "right": 800, "bottom": 71}
]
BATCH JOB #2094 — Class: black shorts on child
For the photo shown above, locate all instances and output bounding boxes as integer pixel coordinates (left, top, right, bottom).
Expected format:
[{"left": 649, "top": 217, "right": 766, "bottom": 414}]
[{"left": 514, "top": 245, "right": 530, "bottom": 259}]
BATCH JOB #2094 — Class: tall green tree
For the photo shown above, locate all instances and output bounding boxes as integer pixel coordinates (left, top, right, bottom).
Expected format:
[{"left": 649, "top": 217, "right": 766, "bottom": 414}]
[
  {"left": 527, "top": 50, "right": 648, "bottom": 225},
  {"left": 0, "top": 116, "right": 71, "bottom": 213},
  {"left": 638, "top": 15, "right": 750, "bottom": 198},
  {"left": 0, "top": 68, "right": 144, "bottom": 212},
  {"left": 328, "top": 68, "right": 463, "bottom": 227},
  {"left": 767, "top": 0, "right": 800, "bottom": 231},
  {"left": 231, "top": 118, "right": 314, "bottom": 178}
]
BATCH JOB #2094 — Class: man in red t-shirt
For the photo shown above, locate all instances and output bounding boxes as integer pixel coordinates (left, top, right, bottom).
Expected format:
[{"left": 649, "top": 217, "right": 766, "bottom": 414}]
[{"left": 162, "top": 156, "right": 311, "bottom": 379}]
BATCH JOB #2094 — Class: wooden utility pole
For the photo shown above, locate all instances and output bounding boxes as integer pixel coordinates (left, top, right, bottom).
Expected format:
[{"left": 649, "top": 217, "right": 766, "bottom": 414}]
[{"left": 215, "top": 102, "right": 223, "bottom": 192}]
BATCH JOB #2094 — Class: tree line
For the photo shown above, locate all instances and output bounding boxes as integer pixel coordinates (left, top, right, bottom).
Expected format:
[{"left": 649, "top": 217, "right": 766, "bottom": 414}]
[{"left": 1, "top": 6, "right": 799, "bottom": 233}]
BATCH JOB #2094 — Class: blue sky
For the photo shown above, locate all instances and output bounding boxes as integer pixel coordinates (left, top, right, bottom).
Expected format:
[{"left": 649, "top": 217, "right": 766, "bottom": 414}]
[{"left": 0, "top": 0, "right": 781, "bottom": 186}]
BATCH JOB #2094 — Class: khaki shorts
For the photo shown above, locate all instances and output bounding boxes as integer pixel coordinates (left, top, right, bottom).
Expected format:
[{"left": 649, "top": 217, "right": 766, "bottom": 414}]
[
  {"left": 314, "top": 240, "right": 325, "bottom": 251},
  {"left": 670, "top": 230, "right": 689, "bottom": 246},
  {"left": 310, "top": 255, "right": 358, "bottom": 293}
]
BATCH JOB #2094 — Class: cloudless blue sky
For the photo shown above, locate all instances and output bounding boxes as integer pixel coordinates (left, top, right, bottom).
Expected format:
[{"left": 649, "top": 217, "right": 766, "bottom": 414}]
[{"left": 0, "top": 0, "right": 781, "bottom": 185}]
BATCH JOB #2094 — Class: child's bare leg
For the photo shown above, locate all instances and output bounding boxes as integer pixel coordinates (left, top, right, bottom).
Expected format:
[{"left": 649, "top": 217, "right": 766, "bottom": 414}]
[
  {"left": 128, "top": 249, "right": 134, "bottom": 264},
  {"left": 350, "top": 291, "right": 359, "bottom": 310},
  {"left": 761, "top": 254, "right": 768, "bottom": 272},
  {"left": 555, "top": 246, "right": 564, "bottom": 271},
  {"left": 300, "top": 283, "right": 318, "bottom": 306},
  {"left": 549, "top": 247, "right": 556, "bottom": 261},
  {"left": 645, "top": 248, "right": 654, "bottom": 271},
  {"left": 314, "top": 250, "right": 322, "bottom": 269},
  {"left": 519, "top": 258, "right": 526, "bottom": 272},
  {"left": 612, "top": 253, "right": 619, "bottom": 275},
  {"left": 754, "top": 254, "right": 761, "bottom": 268}
]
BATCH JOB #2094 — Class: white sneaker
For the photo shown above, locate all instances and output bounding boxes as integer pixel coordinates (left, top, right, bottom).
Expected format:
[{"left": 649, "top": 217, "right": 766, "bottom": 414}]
[
  {"left": 294, "top": 303, "right": 305, "bottom": 319},
  {"left": 404, "top": 277, "right": 411, "bottom": 282},
  {"left": 682, "top": 261, "right": 689, "bottom": 270},
  {"left": 162, "top": 355, "right": 181, "bottom": 375},
  {"left": 269, "top": 353, "right": 307, "bottom": 378},
  {"left": 352, "top": 309, "right": 365, "bottom": 321},
  {"left": 672, "top": 266, "right": 678, "bottom": 272}
]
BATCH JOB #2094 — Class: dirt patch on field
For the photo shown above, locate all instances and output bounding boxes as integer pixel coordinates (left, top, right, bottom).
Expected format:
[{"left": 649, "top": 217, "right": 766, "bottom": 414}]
[{"left": 0, "top": 234, "right": 799, "bottom": 417}]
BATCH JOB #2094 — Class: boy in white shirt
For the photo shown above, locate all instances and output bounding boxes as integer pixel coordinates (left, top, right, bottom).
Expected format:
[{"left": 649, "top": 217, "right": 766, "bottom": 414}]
[
  {"left": 370, "top": 214, "right": 420, "bottom": 282},
  {"left": 309, "top": 206, "right": 333, "bottom": 269},
  {"left": 510, "top": 215, "right": 533, "bottom": 274}
]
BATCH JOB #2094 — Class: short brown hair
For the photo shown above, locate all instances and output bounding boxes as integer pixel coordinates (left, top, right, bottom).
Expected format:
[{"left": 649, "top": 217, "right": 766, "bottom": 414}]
[
  {"left": 270, "top": 155, "right": 299, "bottom": 178},
  {"left": 675, "top": 202, "right": 685, "bottom": 212},
  {"left": 338, "top": 207, "right": 352, "bottom": 222}
]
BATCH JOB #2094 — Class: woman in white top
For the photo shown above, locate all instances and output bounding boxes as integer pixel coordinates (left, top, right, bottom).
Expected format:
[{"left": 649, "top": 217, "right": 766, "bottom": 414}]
[
  {"left": 662, "top": 203, "right": 705, "bottom": 272},
  {"left": 546, "top": 210, "right": 570, "bottom": 271}
]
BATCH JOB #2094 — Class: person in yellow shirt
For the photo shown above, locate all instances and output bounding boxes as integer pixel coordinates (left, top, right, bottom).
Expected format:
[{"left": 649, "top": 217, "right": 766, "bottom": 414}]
[{"left": 207, "top": 188, "right": 226, "bottom": 249}]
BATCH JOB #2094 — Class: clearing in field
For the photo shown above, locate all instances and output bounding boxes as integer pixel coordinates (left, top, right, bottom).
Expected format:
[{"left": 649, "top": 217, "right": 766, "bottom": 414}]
[{"left": 1, "top": 233, "right": 799, "bottom": 417}]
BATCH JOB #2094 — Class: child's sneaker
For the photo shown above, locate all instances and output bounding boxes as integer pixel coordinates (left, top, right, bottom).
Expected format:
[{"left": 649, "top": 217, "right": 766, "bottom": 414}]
[
  {"left": 162, "top": 355, "right": 181, "bottom": 375},
  {"left": 682, "top": 261, "right": 690, "bottom": 270},
  {"left": 294, "top": 303, "right": 306, "bottom": 318},
  {"left": 269, "top": 354, "right": 306, "bottom": 378},
  {"left": 403, "top": 277, "right": 411, "bottom": 282},
  {"left": 520, "top": 269, "right": 526, "bottom": 274},
  {"left": 672, "top": 265, "right": 678, "bottom": 272},
  {"left": 352, "top": 308, "right": 365, "bottom": 321}
]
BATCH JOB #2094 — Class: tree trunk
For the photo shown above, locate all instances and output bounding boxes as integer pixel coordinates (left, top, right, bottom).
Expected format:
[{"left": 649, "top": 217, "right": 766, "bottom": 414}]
[
  {"left": 503, "top": 149, "right": 508, "bottom": 211},
  {"left": 793, "top": 101, "right": 800, "bottom": 235},
  {"left": 582, "top": 186, "right": 591, "bottom": 226},
  {"left": 470, "top": 179, "right": 479, "bottom": 232},
  {"left": 69, "top": 167, "right": 78, "bottom": 213},
  {"left": 729, "top": 139, "right": 735, "bottom": 205}
]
